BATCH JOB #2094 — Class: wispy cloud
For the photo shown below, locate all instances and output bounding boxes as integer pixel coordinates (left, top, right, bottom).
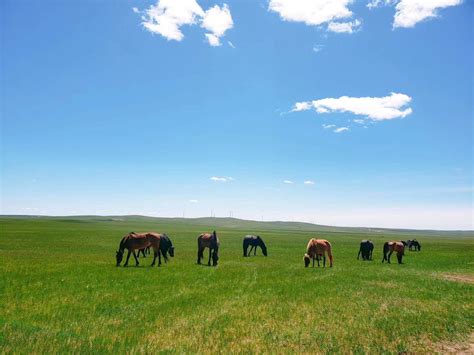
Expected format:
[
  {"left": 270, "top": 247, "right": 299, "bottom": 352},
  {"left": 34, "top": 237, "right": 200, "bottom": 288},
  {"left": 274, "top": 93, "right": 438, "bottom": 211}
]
[
  {"left": 304, "top": 180, "right": 315, "bottom": 185},
  {"left": 334, "top": 127, "right": 349, "bottom": 133},
  {"left": 137, "top": 1, "right": 233, "bottom": 46},
  {"left": 228, "top": 40, "right": 235, "bottom": 48},
  {"left": 322, "top": 124, "right": 336, "bottom": 129},
  {"left": 189, "top": 199, "right": 199, "bottom": 203},
  {"left": 283, "top": 180, "right": 294, "bottom": 184},
  {"left": 313, "top": 44, "right": 324, "bottom": 53},
  {"left": 210, "top": 176, "right": 234, "bottom": 182},
  {"left": 368, "top": 0, "right": 462, "bottom": 29},
  {"left": 268, "top": 0, "right": 361, "bottom": 34},
  {"left": 327, "top": 19, "right": 361, "bottom": 33},
  {"left": 292, "top": 92, "right": 412, "bottom": 121}
]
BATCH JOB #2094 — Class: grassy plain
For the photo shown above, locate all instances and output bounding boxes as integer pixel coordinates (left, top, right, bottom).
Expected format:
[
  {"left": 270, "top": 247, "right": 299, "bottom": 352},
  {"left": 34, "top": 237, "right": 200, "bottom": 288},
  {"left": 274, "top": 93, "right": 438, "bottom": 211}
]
[{"left": 1, "top": 216, "right": 473, "bottom": 353}]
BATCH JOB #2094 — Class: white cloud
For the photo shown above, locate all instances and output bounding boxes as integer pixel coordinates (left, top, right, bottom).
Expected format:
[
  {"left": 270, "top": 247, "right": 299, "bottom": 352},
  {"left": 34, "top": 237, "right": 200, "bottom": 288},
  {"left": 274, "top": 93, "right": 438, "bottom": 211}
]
[
  {"left": 189, "top": 199, "right": 199, "bottom": 203},
  {"left": 304, "top": 180, "right": 315, "bottom": 185},
  {"left": 353, "top": 119, "right": 365, "bottom": 124},
  {"left": 322, "top": 124, "right": 336, "bottom": 129},
  {"left": 132, "top": 7, "right": 140, "bottom": 14},
  {"left": 293, "top": 92, "right": 412, "bottom": 121},
  {"left": 228, "top": 40, "right": 235, "bottom": 48},
  {"left": 283, "top": 180, "right": 294, "bottom": 184},
  {"left": 368, "top": 0, "right": 462, "bottom": 28},
  {"left": 201, "top": 4, "right": 233, "bottom": 46},
  {"left": 210, "top": 176, "right": 234, "bottom": 182},
  {"left": 313, "top": 44, "right": 324, "bottom": 53},
  {"left": 268, "top": 0, "right": 360, "bottom": 34},
  {"left": 327, "top": 19, "right": 361, "bottom": 33},
  {"left": 141, "top": 0, "right": 204, "bottom": 41},
  {"left": 139, "top": 1, "right": 232, "bottom": 45},
  {"left": 334, "top": 127, "right": 349, "bottom": 133}
]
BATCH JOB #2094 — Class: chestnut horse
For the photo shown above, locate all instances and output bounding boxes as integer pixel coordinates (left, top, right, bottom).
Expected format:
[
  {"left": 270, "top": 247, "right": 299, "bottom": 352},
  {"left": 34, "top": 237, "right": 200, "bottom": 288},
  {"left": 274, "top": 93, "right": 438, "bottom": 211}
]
[
  {"left": 116, "top": 232, "right": 162, "bottom": 267},
  {"left": 382, "top": 241, "right": 405, "bottom": 264},
  {"left": 197, "top": 231, "right": 220, "bottom": 266},
  {"left": 304, "top": 238, "right": 333, "bottom": 268}
]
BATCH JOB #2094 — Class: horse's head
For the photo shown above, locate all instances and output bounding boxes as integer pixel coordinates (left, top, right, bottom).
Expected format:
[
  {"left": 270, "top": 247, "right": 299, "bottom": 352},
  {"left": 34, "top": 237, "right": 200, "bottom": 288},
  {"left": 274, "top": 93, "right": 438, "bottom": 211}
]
[
  {"left": 116, "top": 250, "right": 123, "bottom": 266},
  {"left": 304, "top": 253, "right": 311, "bottom": 267},
  {"left": 212, "top": 249, "right": 219, "bottom": 266},
  {"left": 168, "top": 245, "right": 175, "bottom": 257},
  {"left": 258, "top": 237, "right": 268, "bottom": 256}
]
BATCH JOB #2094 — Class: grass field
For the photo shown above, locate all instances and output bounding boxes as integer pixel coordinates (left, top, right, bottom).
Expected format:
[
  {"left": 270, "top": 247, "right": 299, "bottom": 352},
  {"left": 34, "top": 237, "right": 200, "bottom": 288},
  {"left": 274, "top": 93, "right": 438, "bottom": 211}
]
[{"left": 1, "top": 216, "right": 473, "bottom": 353}]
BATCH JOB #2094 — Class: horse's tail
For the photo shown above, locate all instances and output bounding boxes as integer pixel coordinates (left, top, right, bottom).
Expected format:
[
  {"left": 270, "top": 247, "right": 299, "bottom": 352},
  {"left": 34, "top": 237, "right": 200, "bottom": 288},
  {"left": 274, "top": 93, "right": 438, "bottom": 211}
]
[
  {"left": 382, "top": 242, "right": 389, "bottom": 262},
  {"left": 197, "top": 236, "right": 203, "bottom": 259},
  {"left": 326, "top": 241, "right": 334, "bottom": 267}
]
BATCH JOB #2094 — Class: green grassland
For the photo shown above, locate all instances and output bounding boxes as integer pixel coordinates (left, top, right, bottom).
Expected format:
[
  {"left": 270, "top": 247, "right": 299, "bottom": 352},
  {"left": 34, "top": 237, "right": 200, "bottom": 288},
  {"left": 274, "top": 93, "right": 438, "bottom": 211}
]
[{"left": 1, "top": 216, "right": 473, "bottom": 353}]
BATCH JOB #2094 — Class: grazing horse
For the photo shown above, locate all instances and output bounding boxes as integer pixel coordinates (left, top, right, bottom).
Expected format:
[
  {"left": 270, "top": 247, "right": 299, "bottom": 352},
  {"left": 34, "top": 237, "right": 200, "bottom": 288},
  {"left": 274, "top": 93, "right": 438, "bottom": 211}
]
[
  {"left": 159, "top": 234, "right": 175, "bottom": 261},
  {"left": 243, "top": 235, "right": 267, "bottom": 257},
  {"left": 137, "top": 234, "right": 175, "bottom": 261},
  {"left": 382, "top": 241, "right": 405, "bottom": 264},
  {"left": 197, "top": 231, "right": 220, "bottom": 266},
  {"left": 304, "top": 238, "right": 333, "bottom": 268},
  {"left": 408, "top": 239, "right": 421, "bottom": 251},
  {"left": 357, "top": 240, "right": 374, "bottom": 261},
  {"left": 116, "top": 232, "right": 162, "bottom": 267}
]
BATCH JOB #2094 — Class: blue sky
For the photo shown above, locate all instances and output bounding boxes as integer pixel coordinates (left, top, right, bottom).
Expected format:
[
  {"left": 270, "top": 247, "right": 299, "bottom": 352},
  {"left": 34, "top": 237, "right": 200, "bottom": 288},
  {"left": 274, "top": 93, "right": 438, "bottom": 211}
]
[{"left": 1, "top": 0, "right": 472, "bottom": 229}]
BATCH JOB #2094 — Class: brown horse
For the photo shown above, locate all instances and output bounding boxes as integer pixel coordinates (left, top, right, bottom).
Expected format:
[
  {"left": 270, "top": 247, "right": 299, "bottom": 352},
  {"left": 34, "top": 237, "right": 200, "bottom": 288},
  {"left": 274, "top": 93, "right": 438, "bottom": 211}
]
[
  {"left": 116, "top": 232, "right": 162, "bottom": 267},
  {"left": 304, "top": 238, "right": 333, "bottom": 268},
  {"left": 197, "top": 231, "right": 220, "bottom": 266},
  {"left": 382, "top": 241, "right": 405, "bottom": 264}
]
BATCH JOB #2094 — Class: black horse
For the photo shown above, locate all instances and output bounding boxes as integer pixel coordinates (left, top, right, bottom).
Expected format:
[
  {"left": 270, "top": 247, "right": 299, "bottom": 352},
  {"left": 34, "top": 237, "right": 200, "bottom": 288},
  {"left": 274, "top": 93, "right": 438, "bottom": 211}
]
[
  {"left": 357, "top": 240, "right": 374, "bottom": 260},
  {"left": 407, "top": 239, "right": 421, "bottom": 251},
  {"left": 243, "top": 235, "right": 267, "bottom": 257},
  {"left": 137, "top": 234, "right": 174, "bottom": 263}
]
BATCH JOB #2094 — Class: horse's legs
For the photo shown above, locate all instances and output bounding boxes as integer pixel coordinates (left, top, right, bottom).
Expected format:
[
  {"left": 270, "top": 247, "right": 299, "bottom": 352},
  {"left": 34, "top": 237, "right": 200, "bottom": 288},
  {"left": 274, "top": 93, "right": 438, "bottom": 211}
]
[
  {"left": 397, "top": 253, "right": 403, "bottom": 264},
  {"left": 323, "top": 255, "right": 326, "bottom": 268},
  {"left": 254, "top": 245, "right": 257, "bottom": 256},
  {"left": 387, "top": 251, "right": 393, "bottom": 263},
  {"left": 208, "top": 248, "right": 212, "bottom": 266},
  {"left": 150, "top": 248, "right": 157, "bottom": 266},
  {"left": 132, "top": 250, "right": 139, "bottom": 266},
  {"left": 158, "top": 250, "right": 162, "bottom": 266},
  {"left": 124, "top": 249, "right": 132, "bottom": 267},
  {"left": 243, "top": 244, "right": 247, "bottom": 257},
  {"left": 357, "top": 249, "right": 361, "bottom": 260},
  {"left": 312, "top": 256, "right": 315, "bottom": 267}
]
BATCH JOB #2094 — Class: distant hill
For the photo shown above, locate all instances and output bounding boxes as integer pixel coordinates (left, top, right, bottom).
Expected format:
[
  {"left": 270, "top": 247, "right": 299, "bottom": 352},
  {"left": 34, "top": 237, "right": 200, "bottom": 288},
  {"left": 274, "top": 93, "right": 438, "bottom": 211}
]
[{"left": 1, "top": 215, "right": 472, "bottom": 237}]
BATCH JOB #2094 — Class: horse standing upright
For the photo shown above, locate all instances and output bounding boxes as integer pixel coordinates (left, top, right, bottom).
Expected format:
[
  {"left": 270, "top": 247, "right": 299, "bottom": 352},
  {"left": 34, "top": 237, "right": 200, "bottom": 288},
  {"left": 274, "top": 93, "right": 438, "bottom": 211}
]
[
  {"left": 382, "top": 241, "right": 405, "bottom": 264},
  {"left": 357, "top": 240, "right": 374, "bottom": 260},
  {"left": 197, "top": 231, "right": 220, "bottom": 266},
  {"left": 115, "top": 232, "right": 163, "bottom": 267},
  {"left": 243, "top": 235, "right": 267, "bottom": 257},
  {"left": 304, "top": 238, "right": 333, "bottom": 268}
]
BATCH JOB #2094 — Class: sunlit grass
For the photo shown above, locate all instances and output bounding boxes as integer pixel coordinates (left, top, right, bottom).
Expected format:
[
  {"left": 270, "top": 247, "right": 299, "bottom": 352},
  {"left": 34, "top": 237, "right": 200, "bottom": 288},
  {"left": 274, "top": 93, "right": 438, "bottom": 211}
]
[{"left": 1, "top": 217, "right": 473, "bottom": 353}]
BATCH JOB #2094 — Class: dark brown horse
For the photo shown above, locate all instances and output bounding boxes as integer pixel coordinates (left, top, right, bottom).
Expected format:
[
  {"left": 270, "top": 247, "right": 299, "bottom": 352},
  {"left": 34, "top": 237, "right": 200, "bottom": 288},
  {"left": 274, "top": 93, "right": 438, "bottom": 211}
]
[
  {"left": 304, "top": 238, "right": 333, "bottom": 268},
  {"left": 382, "top": 241, "right": 405, "bottom": 264},
  {"left": 116, "top": 232, "right": 162, "bottom": 267},
  {"left": 197, "top": 231, "right": 220, "bottom": 266}
]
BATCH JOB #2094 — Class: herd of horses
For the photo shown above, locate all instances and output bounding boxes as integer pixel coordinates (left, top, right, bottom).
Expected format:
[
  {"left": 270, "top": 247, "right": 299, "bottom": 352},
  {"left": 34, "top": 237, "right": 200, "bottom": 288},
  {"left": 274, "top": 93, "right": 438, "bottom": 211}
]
[{"left": 115, "top": 231, "right": 421, "bottom": 267}]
